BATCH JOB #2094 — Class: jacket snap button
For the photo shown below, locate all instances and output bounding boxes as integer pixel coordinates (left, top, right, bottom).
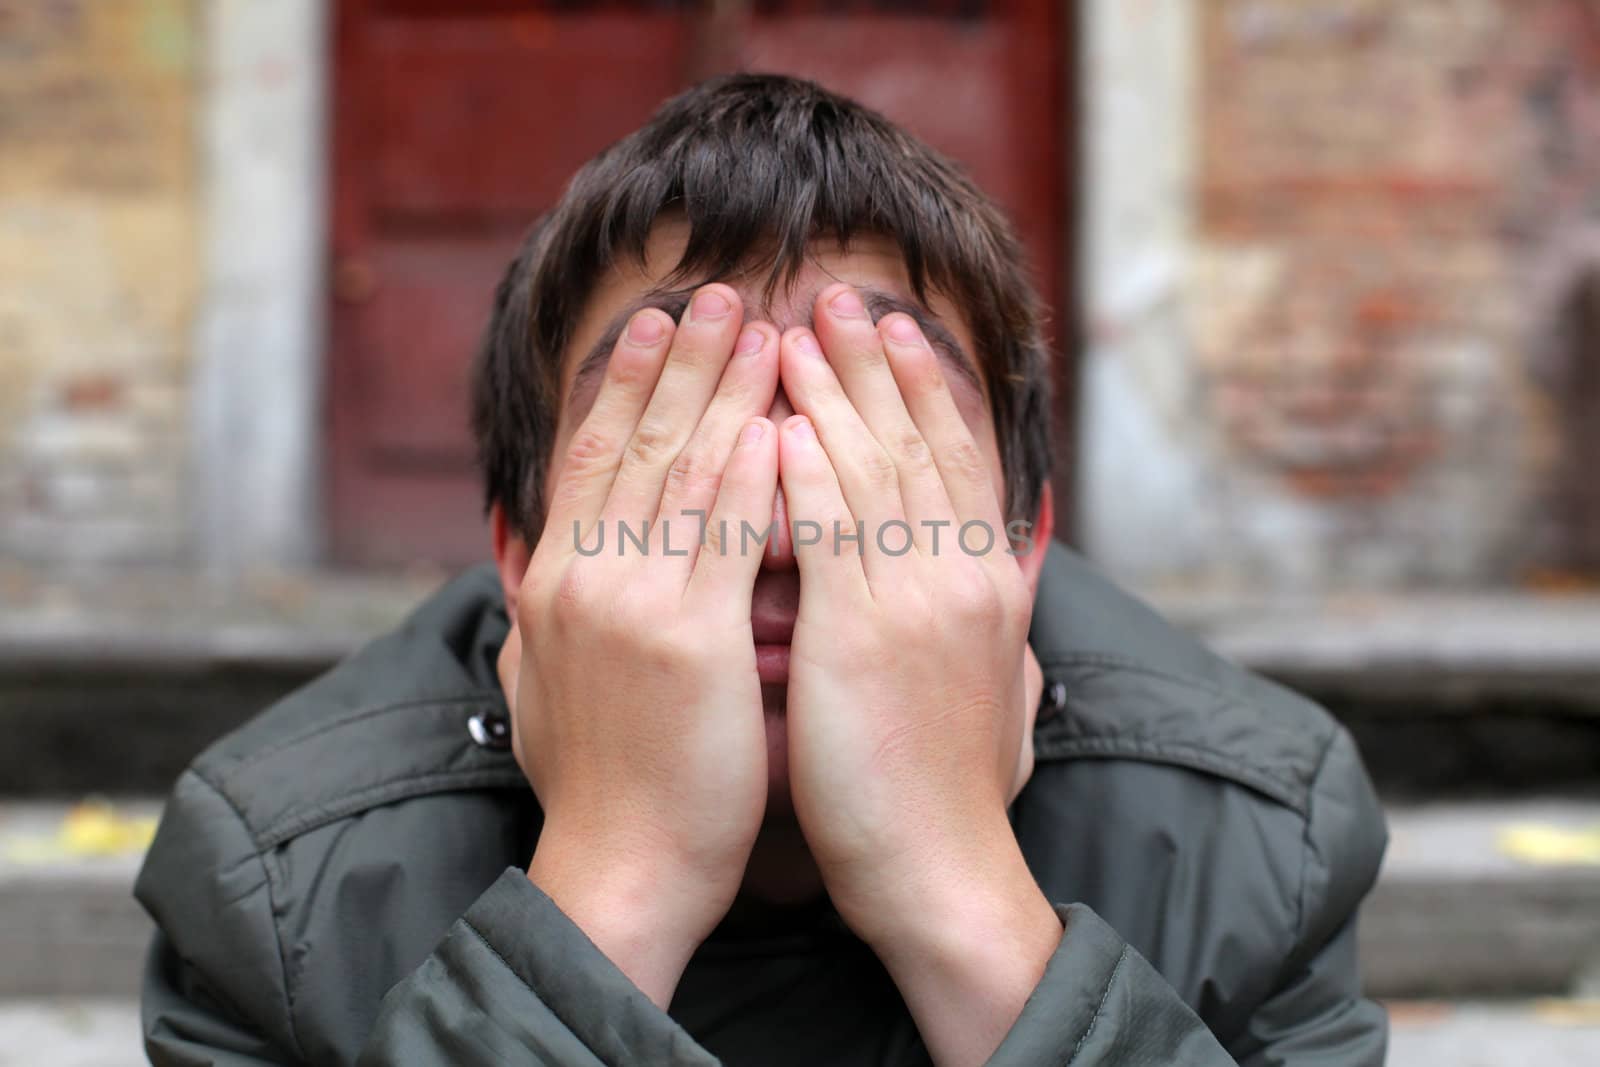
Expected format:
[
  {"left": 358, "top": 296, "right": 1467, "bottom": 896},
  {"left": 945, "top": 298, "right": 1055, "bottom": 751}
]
[
  {"left": 1039, "top": 680, "right": 1068, "bottom": 721},
  {"left": 467, "top": 710, "right": 512, "bottom": 750}
]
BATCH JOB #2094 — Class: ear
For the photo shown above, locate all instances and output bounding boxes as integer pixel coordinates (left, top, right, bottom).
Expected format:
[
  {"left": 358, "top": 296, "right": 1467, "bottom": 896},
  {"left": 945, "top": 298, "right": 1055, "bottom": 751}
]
[
  {"left": 490, "top": 502, "right": 534, "bottom": 618},
  {"left": 1013, "top": 481, "right": 1055, "bottom": 597}
]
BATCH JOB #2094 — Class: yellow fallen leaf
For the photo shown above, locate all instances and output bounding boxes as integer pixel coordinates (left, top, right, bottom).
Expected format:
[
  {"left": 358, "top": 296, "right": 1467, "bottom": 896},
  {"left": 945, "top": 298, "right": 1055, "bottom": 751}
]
[
  {"left": 1532, "top": 999, "right": 1600, "bottom": 1026},
  {"left": 1497, "top": 823, "right": 1600, "bottom": 867},
  {"left": 0, "top": 801, "right": 158, "bottom": 864},
  {"left": 59, "top": 801, "right": 159, "bottom": 856}
]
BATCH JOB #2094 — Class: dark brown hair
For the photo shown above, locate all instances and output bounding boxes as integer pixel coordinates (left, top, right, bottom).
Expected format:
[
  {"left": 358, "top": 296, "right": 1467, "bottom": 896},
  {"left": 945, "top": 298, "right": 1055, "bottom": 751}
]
[{"left": 472, "top": 73, "right": 1053, "bottom": 544}]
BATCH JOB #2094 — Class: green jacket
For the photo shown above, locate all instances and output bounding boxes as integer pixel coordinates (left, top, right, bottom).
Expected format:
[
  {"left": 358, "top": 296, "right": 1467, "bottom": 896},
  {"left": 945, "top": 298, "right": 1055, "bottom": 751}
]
[{"left": 136, "top": 543, "right": 1388, "bottom": 1065}]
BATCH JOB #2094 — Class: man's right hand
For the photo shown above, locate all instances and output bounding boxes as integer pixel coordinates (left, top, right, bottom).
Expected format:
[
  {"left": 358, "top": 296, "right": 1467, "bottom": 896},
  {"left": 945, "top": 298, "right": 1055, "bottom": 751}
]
[{"left": 500, "top": 285, "right": 779, "bottom": 1008}]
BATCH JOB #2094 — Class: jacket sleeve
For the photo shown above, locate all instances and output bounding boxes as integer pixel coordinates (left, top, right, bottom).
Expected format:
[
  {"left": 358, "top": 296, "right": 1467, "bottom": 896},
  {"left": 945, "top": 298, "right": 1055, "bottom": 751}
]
[
  {"left": 355, "top": 869, "right": 718, "bottom": 1066},
  {"left": 138, "top": 769, "right": 718, "bottom": 1066},
  {"left": 986, "top": 903, "right": 1238, "bottom": 1065},
  {"left": 1228, "top": 728, "right": 1389, "bottom": 1066},
  {"left": 989, "top": 728, "right": 1387, "bottom": 1066}
]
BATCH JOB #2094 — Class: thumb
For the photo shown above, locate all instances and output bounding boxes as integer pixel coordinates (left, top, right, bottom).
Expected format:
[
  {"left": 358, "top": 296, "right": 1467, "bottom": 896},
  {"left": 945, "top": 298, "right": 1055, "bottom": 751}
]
[
  {"left": 1009, "top": 643, "right": 1043, "bottom": 804},
  {"left": 497, "top": 619, "right": 523, "bottom": 702}
]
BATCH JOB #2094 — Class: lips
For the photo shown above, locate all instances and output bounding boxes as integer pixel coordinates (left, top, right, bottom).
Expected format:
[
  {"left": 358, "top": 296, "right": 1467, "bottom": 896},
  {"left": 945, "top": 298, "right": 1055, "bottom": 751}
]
[
  {"left": 752, "top": 612, "right": 794, "bottom": 685},
  {"left": 750, "top": 613, "right": 795, "bottom": 645},
  {"left": 750, "top": 571, "right": 798, "bottom": 685}
]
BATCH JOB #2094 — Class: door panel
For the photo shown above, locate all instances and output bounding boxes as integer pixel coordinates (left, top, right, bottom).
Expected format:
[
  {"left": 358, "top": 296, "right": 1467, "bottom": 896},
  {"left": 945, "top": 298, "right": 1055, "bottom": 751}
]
[{"left": 328, "top": 0, "right": 1069, "bottom": 566}]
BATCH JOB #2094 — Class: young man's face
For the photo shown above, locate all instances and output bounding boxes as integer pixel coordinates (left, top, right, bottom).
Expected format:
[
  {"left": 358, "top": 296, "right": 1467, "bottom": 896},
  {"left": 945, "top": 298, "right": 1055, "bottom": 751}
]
[{"left": 541, "top": 219, "right": 1029, "bottom": 812}]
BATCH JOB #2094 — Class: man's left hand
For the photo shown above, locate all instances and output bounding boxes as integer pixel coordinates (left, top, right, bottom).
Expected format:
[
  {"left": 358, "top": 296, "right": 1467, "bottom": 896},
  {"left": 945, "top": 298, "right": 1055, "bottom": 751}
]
[{"left": 776, "top": 284, "right": 1061, "bottom": 1066}]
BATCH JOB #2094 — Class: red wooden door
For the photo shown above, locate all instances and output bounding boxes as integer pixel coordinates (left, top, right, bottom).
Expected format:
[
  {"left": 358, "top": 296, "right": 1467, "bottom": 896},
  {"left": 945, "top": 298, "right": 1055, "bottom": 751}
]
[{"left": 328, "top": 0, "right": 1071, "bottom": 567}]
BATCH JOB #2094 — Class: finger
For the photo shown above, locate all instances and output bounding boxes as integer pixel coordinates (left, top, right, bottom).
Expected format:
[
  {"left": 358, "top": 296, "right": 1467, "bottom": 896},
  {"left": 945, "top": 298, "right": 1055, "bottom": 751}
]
[
  {"left": 655, "top": 323, "right": 779, "bottom": 571},
  {"left": 778, "top": 327, "right": 915, "bottom": 546},
  {"left": 497, "top": 619, "right": 529, "bottom": 771},
  {"left": 602, "top": 284, "right": 746, "bottom": 524},
  {"left": 686, "top": 417, "right": 780, "bottom": 607},
  {"left": 813, "top": 284, "right": 955, "bottom": 535},
  {"left": 1010, "top": 644, "right": 1042, "bottom": 804},
  {"left": 776, "top": 415, "right": 870, "bottom": 606},
  {"left": 496, "top": 620, "right": 521, "bottom": 704},
  {"left": 880, "top": 313, "right": 1007, "bottom": 535},
  {"left": 544, "top": 309, "right": 675, "bottom": 537}
]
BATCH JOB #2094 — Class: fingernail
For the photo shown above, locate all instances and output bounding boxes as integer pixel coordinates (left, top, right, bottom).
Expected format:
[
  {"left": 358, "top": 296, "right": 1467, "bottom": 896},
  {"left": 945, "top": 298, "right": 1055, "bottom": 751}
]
[
  {"left": 792, "top": 331, "right": 821, "bottom": 357},
  {"left": 885, "top": 316, "right": 923, "bottom": 347},
  {"left": 740, "top": 419, "right": 767, "bottom": 445},
  {"left": 829, "top": 288, "right": 866, "bottom": 319},
  {"left": 627, "top": 311, "right": 665, "bottom": 345},
  {"left": 735, "top": 325, "right": 765, "bottom": 356},
  {"left": 788, "top": 416, "right": 815, "bottom": 440},
  {"left": 692, "top": 288, "right": 732, "bottom": 321}
]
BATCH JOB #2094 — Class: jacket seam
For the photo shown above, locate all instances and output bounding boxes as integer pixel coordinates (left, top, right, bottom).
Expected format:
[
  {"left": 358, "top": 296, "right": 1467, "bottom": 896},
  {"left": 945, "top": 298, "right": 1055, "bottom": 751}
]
[
  {"left": 188, "top": 768, "right": 308, "bottom": 1063},
  {"left": 1068, "top": 945, "right": 1129, "bottom": 1065},
  {"left": 1030, "top": 737, "right": 1309, "bottom": 815},
  {"left": 1036, "top": 651, "right": 1250, "bottom": 709},
  {"left": 215, "top": 692, "right": 502, "bottom": 778},
  {"left": 461, "top": 914, "right": 539, "bottom": 1001},
  {"left": 461, "top": 911, "right": 635, "bottom": 1065},
  {"left": 253, "top": 767, "right": 530, "bottom": 848},
  {"left": 1289, "top": 728, "right": 1341, "bottom": 979}
]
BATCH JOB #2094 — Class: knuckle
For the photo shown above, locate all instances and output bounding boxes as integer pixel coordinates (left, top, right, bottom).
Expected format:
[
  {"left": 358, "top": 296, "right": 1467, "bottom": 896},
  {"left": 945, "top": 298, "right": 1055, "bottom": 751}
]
[
  {"left": 550, "top": 565, "right": 592, "bottom": 620},
  {"left": 664, "top": 445, "right": 724, "bottom": 500},
  {"left": 944, "top": 438, "right": 988, "bottom": 484},
  {"left": 950, "top": 572, "right": 1004, "bottom": 625},
  {"left": 624, "top": 420, "right": 675, "bottom": 469},
  {"left": 892, "top": 427, "right": 935, "bottom": 472},
  {"left": 564, "top": 428, "right": 613, "bottom": 468},
  {"left": 861, "top": 447, "right": 899, "bottom": 493},
  {"left": 634, "top": 620, "right": 701, "bottom": 669}
]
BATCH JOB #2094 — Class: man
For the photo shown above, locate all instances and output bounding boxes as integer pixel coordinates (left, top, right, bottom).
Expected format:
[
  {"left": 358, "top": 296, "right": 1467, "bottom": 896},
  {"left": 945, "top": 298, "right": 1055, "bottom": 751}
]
[{"left": 137, "top": 75, "right": 1388, "bottom": 1065}]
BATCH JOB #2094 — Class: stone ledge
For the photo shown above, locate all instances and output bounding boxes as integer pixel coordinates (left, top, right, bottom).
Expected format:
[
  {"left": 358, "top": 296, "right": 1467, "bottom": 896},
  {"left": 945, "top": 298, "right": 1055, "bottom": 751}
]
[
  {"left": 4, "top": 801, "right": 1598, "bottom": 1000},
  {"left": 1153, "top": 588, "right": 1600, "bottom": 707},
  {"left": 7, "top": 563, "right": 1600, "bottom": 696}
]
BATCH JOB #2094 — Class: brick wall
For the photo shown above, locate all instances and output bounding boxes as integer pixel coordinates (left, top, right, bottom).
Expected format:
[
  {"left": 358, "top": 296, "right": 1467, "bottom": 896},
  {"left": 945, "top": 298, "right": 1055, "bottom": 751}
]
[
  {"left": 0, "top": 0, "right": 199, "bottom": 565},
  {"left": 1193, "top": 0, "right": 1600, "bottom": 584},
  {"left": 1084, "top": 0, "right": 1600, "bottom": 591}
]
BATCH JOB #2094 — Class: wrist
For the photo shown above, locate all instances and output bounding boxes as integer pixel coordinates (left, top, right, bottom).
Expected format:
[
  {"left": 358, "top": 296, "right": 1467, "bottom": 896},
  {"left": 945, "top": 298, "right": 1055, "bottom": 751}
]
[
  {"left": 865, "top": 847, "right": 1063, "bottom": 1067},
  {"left": 867, "top": 845, "right": 1060, "bottom": 977},
  {"left": 527, "top": 826, "right": 721, "bottom": 1008}
]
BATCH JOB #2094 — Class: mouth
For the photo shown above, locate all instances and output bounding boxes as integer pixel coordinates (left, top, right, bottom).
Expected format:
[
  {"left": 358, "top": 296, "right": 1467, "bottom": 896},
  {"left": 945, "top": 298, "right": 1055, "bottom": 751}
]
[{"left": 752, "top": 614, "right": 794, "bottom": 685}]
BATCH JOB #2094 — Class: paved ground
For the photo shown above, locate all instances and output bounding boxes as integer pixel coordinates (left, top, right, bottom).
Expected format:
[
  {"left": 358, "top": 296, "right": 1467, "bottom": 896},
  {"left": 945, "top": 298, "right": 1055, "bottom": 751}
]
[
  {"left": 0, "top": 1000, "right": 141, "bottom": 1067},
  {"left": 1388, "top": 1000, "right": 1600, "bottom": 1065},
  {"left": 3, "top": 999, "right": 1598, "bottom": 1064}
]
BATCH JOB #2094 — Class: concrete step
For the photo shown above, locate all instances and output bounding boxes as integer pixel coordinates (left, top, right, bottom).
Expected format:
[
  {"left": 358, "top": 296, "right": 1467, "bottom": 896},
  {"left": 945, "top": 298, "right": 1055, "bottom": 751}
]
[
  {"left": 4, "top": 800, "right": 1600, "bottom": 1001},
  {"left": 5, "top": 562, "right": 1600, "bottom": 796},
  {"left": 1387, "top": 999, "right": 1600, "bottom": 1066},
  {"left": 0, "top": 996, "right": 1596, "bottom": 1065},
  {"left": 1359, "top": 800, "right": 1600, "bottom": 999},
  {"left": 0, "top": 563, "right": 435, "bottom": 796},
  {"left": 6, "top": 641, "right": 1600, "bottom": 799},
  {"left": 0, "top": 803, "right": 154, "bottom": 999},
  {"left": 0, "top": 999, "right": 143, "bottom": 1067}
]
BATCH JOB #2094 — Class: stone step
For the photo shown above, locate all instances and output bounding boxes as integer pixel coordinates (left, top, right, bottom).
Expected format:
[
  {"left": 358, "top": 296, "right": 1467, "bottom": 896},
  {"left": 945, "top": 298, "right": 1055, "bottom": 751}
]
[
  {"left": 1386, "top": 999, "right": 1600, "bottom": 1066},
  {"left": 1, "top": 996, "right": 1597, "bottom": 1065},
  {"left": 5, "top": 563, "right": 1600, "bottom": 796},
  {"left": 6, "top": 631, "right": 1600, "bottom": 799},
  {"left": 0, "top": 803, "right": 154, "bottom": 999},
  {"left": 1359, "top": 800, "right": 1600, "bottom": 999},
  {"left": 4, "top": 800, "right": 1600, "bottom": 1001},
  {"left": 0, "top": 999, "right": 144, "bottom": 1067}
]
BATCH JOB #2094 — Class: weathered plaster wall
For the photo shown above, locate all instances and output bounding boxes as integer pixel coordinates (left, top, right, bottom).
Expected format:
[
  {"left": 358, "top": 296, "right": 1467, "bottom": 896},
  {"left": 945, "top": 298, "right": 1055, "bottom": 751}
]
[
  {"left": 0, "top": 0, "right": 199, "bottom": 565},
  {"left": 1080, "top": 0, "right": 1600, "bottom": 592},
  {"left": 190, "top": 0, "right": 326, "bottom": 571}
]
